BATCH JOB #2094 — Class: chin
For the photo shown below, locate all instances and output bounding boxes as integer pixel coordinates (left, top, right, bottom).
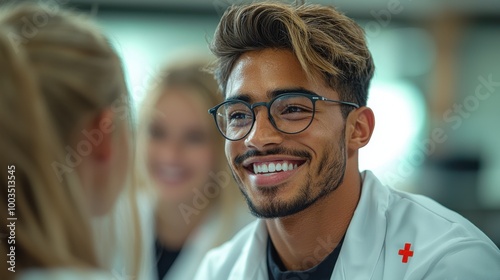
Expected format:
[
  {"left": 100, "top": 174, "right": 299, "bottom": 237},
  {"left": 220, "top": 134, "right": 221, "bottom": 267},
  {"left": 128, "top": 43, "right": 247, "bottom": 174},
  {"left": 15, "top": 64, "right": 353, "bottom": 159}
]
[
  {"left": 241, "top": 183, "right": 309, "bottom": 218},
  {"left": 158, "top": 189, "right": 191, "bottom": 204}
]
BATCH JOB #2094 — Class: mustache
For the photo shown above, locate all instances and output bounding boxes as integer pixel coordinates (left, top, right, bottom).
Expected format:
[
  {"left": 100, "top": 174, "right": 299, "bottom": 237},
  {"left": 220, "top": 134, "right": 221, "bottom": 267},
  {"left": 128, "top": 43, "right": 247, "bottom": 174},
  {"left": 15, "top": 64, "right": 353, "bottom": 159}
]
[{"left": 234, "top": 147, "right": 312, "bottom": 166}]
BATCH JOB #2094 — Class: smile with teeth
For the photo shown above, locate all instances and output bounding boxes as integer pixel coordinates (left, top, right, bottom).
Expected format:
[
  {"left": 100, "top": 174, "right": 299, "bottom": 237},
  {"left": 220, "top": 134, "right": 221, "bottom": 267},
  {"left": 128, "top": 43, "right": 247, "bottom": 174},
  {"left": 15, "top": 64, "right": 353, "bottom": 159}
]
[
  {"left": 155, "top": 166, "right": 189, "bottom": 182},
  {"left": 252, "top": 161, "right": 301, "bottom": 174}
]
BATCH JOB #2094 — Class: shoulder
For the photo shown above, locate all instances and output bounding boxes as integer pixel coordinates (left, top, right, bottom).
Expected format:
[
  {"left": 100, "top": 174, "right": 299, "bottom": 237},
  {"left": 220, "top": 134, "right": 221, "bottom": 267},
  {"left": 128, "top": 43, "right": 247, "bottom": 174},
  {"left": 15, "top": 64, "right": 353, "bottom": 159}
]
[
  {"left": 101, "top": 190, "right": 156, "bottom": 280},
  {"left": 358, "top": 169, "right": 496, "bottom": 245},
  {"left": 375, "top": 176, "right": 500, "bottom": 278},
  {"left": 420, "top": 240, "right": 500, "bottom": 279},
  {"left": 17, "top": 269, "right": 114, "bottom": 280},
  {"left": 385, "top": 185, "right": 495, "bottom": 245}
]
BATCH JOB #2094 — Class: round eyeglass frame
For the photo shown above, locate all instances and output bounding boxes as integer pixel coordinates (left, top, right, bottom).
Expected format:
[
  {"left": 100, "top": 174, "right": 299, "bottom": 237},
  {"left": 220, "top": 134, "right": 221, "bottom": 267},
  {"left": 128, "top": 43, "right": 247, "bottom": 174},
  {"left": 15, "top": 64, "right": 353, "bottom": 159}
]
[{"left": 208, "top": 92, "right": 360, "bottom": 141}]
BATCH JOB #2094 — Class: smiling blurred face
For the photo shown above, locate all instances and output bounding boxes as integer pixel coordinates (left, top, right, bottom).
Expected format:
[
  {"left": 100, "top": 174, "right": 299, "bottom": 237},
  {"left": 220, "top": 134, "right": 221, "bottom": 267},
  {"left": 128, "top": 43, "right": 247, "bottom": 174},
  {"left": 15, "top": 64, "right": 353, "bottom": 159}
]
[
  {"left": 225, "top": 49, "right": 349, "bottom": 218},
  {"left": 147, "top": 87, "right": 216, "bottom": 204}
]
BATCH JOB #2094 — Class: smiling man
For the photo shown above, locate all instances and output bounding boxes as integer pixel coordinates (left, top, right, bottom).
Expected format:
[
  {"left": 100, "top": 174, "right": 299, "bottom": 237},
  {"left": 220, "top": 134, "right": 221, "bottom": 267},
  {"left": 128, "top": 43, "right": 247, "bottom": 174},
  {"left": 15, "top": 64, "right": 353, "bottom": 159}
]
[{"left": 194, "top": 2, "right": 500, "bottom": 280}]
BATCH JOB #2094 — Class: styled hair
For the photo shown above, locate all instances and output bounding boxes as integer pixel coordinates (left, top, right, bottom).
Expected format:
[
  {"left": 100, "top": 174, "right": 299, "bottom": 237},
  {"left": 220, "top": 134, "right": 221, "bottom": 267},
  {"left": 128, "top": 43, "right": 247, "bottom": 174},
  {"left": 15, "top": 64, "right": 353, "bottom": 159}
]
[
  {"left": 0, "top": 3, "right": 140, "bottom": 277},
  {"left": 137, "top": 57, "right": 245, "bottom": 247},
  {"left": 210, "top": 1, "right": 375, "bottom": 117}
]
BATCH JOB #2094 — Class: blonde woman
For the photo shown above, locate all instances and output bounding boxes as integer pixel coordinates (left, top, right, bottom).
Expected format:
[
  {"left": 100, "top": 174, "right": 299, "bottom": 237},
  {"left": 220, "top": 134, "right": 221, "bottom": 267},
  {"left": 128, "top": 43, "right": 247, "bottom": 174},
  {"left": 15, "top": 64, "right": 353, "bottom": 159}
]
[
  {"left": 137, "top": 59, "right": 254, "bottom": 280},
  {"left": 0, "top": 3, "right": 143, "bottom": 280}
]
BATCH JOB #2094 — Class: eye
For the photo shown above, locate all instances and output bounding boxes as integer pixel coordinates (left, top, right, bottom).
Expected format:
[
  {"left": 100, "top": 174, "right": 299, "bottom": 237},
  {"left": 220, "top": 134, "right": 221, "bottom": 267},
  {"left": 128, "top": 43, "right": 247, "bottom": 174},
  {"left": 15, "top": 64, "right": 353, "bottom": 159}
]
[
  {"left": 185, "top": 130, "right": 208, "bottom": 145},
  {"left": 229, "top": 111, "right": 252, "bottom": 120},
  {"left": 149, "top": 124, "right": 167, "bottom": 140},
  {"left": 282, "top": 105, "right": 309, "bottom": 114},
  {"left": 274, "top": 99, "right": 314, "bottom": 121},
  {"left": 273, "top": 95, "right": 314, "bottom": 117},
  {"left": 227, "top": 110, "right": 253, "bottom": 127}
]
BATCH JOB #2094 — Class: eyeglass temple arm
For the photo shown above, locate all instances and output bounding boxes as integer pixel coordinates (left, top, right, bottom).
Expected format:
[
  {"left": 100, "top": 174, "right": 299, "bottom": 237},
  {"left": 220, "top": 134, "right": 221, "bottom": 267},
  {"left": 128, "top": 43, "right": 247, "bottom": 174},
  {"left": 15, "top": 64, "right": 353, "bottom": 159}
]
[{"left": 313, "top": 96, "right": 360, "bottom": 108}]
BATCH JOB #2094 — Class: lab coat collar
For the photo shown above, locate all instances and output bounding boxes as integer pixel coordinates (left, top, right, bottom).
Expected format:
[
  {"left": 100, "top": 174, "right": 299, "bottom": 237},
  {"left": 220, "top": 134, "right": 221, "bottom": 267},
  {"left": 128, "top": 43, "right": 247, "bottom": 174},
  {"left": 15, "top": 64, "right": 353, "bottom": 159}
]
[
  {"left": 231, "top": 219, "right": 268, "bottom": 279},
  {"left": 332, "top": 170, "right": 389, "bottom": 279}
]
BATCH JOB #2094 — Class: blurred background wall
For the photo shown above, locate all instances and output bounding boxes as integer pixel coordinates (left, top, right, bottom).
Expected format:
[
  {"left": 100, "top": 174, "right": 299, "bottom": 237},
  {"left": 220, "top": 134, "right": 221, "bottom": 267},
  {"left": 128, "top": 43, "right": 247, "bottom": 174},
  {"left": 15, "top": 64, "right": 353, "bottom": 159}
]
[{"left": 70, "top": 0, "right": 500, "bottom": 247}]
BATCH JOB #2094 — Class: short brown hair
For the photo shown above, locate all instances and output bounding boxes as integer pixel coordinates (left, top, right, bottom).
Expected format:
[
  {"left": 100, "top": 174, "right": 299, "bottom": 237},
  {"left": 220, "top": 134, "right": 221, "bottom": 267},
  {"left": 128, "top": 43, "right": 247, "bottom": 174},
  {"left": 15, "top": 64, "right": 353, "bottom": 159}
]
[{"left": 210, "top": 1, "right": 374, "bottom": 117}]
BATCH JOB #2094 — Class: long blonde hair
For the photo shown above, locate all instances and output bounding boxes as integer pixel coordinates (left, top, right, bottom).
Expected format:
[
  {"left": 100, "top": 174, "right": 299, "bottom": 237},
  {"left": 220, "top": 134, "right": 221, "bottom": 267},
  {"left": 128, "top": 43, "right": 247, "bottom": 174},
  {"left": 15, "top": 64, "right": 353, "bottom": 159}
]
[
  {"left": 137, "top": 58, "right": 245, "bottom": 247},
  {"left": 0, "top": 3, "right": 140, "bottom": 278}
]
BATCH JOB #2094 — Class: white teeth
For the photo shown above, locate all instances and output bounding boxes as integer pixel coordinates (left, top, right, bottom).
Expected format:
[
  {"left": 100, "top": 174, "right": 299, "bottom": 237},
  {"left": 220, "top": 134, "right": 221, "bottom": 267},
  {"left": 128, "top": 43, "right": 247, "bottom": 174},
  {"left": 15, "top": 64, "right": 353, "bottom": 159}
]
[
  {"left": 159, "top": 166, "right": 185, "bottom": 180},
  {"left": 262, "top": 165, "right": 268, "bottom": 173},
  {"left": 251, "top": 161, "right": 301, "bottom": 174},
  {"left": 269, "top": 163, "right": 276, "bottom": 172},
  {"left": 282, "top": 163, "right": 288, "bottom": 171}
]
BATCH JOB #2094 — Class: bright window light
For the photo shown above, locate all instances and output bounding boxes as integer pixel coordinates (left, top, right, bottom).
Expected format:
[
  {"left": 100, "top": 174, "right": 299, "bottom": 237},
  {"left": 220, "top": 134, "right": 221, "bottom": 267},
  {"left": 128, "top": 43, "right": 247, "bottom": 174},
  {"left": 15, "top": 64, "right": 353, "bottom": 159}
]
[{"left": 359, "top": 80, "right": 427, "bottom": 188}]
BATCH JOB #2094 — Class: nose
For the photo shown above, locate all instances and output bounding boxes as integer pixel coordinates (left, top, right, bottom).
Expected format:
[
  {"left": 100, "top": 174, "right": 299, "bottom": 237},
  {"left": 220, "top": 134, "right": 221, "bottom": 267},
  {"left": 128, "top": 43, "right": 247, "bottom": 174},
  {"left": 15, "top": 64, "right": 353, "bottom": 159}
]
[
  {"left": 244, "top": 107, "right": 283, "bottom": 150},
  {"left": 155, "top": 138, "right": 184, "bottom": 164}
]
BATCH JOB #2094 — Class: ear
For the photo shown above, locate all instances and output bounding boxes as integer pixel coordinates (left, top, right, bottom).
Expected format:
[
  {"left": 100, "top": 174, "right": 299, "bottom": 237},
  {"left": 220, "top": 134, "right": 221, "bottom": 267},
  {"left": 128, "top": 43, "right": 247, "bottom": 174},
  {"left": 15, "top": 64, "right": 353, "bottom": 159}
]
[
  {"left": 346, "top": 107, "right": 375, "bottom": 151},
  {"left": 83, "top": 108, "right": 115, "bottom": 162}
]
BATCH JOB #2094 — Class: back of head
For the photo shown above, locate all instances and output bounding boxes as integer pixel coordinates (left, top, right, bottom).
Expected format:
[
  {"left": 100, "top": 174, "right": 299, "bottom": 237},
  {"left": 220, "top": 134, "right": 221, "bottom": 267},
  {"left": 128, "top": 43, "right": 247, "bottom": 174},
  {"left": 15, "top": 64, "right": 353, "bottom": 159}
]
[
  {"left": 0, "top": 2, "right": 131, "bottom": 276},
  {"left": 211, "top": 1, "right": 375, "bottom": 117}
]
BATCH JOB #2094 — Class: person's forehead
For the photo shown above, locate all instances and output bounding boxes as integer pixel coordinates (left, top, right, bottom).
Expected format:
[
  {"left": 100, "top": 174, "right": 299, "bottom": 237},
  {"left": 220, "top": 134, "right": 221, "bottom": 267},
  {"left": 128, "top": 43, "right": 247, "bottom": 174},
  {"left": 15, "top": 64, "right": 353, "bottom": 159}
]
[
  {"left": 154, "top": 90, "right": 210, "bottom": 125},
  {"left": 225, "top": 49, "right": 338, "bottom": 102}
]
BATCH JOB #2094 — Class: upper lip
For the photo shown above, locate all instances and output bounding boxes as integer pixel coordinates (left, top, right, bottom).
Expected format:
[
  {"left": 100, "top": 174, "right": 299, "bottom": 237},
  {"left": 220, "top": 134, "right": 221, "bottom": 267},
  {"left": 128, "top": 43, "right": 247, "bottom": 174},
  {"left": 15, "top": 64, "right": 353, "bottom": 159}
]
[{"left": 241, "top": 156, "right": 307, "bottom": 168}]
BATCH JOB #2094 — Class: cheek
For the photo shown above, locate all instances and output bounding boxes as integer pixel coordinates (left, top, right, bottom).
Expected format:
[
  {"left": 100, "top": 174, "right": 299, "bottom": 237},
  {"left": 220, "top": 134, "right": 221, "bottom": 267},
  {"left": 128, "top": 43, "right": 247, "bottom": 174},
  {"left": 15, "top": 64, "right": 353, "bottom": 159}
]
[
  {"left": 225, "top": 141, "right": 236, "bottom": 166},
  {"left": 105, "top": 126, "right": 131, "bottom": 212},
  {"left": 116, "top": 125, "right": 131, "bottom": 175},
  {"left": 286, "top": 118, "right": 343, "bottom": 164},
  {"left": 145, "top": 141, "right": 163, "bottom": 178},
  {"left": 147, "top": 140, "right": 160, "bottom": 165},
  {"left": 186, "top": 145, "right": 216, "bottom": 178},
  {"left": 310, "top": 113, "right": 344, "bottom": 141}
]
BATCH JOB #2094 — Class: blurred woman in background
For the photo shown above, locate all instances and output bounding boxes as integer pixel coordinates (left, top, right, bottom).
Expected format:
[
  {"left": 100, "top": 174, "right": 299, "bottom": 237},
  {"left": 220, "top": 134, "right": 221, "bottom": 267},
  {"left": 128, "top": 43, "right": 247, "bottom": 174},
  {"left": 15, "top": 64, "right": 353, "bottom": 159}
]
[
  {"left": 138, "top": 58, "right": 253, "bottom": 280},
  {"left": 0, "top": 3, "right": 144, "bottom": 280}
]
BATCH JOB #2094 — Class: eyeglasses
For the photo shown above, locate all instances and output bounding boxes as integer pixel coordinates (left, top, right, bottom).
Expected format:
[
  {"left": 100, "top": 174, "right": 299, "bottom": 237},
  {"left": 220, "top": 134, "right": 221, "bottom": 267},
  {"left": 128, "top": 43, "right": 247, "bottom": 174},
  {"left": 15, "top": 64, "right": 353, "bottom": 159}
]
[{"left": 208, "top": 92, "right": 359, "bottom": 141}]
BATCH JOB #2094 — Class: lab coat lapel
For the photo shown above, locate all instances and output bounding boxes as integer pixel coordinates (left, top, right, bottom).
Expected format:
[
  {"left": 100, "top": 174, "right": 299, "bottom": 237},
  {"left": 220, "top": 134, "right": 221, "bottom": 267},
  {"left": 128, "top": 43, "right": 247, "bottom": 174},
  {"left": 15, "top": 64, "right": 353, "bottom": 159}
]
[
  {"left": 332, "top": 171, "right": 389, "bottom": 280},
  {"left": 229, "top": 220, "right": 268, "bottom": 280}
]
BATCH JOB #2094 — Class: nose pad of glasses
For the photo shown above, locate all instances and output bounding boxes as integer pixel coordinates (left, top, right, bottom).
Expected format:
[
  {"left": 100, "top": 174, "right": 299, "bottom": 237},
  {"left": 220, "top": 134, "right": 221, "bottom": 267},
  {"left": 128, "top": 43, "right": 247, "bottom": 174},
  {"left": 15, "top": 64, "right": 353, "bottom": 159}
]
[
  {"left": 251, "top": 104, "right": 275, "bottom": 129},
  {"left": 246, "top": 110, "right": 282, "bottom": 143}
]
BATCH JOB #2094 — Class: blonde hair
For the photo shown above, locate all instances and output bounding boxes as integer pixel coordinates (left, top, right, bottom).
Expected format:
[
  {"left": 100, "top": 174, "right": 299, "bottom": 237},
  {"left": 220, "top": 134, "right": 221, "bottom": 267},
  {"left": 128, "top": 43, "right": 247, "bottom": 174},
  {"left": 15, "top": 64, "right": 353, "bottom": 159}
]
[
  {"left": 0, "top": 3, "right": 140, "bottom": 278},
  {"left": 211, "top": 1, "right": 375, "bottom": 117},
  {"left": 137, "top": 57, "right": 244, "bottom": 247}
]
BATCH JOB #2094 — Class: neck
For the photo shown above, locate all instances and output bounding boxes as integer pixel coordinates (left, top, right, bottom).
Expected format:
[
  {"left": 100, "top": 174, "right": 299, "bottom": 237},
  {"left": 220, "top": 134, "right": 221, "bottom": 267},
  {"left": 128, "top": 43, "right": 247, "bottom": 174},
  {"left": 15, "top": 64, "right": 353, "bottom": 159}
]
[
  {"left": 155, "top": 198, "right": 212, "bottom": 250},
  {"left": 265, "top": 169, "right": 361, "bottom": 271}
]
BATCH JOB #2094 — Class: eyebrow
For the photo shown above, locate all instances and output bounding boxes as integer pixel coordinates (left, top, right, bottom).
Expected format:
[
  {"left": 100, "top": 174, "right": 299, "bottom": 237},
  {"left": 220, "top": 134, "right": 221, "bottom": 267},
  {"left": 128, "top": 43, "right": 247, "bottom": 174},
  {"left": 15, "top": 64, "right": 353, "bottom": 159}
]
[
  {"left": 225, "top": 87, "right": 319, "bottom": 103},
  {"left": 225, "top": 94, "right": 252, "bottom": 103}
]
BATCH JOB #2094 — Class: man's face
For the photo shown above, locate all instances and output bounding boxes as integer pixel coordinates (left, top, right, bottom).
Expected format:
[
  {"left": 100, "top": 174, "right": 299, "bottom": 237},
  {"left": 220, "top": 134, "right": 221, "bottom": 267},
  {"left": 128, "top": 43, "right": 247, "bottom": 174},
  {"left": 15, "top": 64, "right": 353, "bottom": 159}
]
[{"left": 225, "top": 49, "right": 350, "bottom": 218}]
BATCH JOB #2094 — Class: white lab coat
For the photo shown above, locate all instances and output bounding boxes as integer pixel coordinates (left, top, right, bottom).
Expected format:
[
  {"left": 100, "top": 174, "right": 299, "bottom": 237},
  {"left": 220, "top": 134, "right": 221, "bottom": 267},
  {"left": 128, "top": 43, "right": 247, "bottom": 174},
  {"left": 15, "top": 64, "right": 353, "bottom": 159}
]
[
  {"left": 194, "top": 171, "right": 500, "bottom": 280},
  {"left": 158, "top": 204, "right": 254, "bottom": 280},
  {"left": 17, "top": 269, "right": 113, "bottom": 280},
  {"left": 108, "top": 188, "right": 253, "bottom": 280},
  {"left": 94, "top": 191, "right": 157, "bottom": 280}
]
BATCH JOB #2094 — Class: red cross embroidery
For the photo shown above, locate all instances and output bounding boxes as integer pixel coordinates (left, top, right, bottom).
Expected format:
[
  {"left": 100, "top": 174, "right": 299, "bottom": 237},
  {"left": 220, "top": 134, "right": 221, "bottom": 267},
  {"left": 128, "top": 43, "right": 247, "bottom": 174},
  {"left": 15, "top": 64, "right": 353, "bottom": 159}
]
[{"left": 398, "top": 243, "right": 414, "bottom": 263}]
